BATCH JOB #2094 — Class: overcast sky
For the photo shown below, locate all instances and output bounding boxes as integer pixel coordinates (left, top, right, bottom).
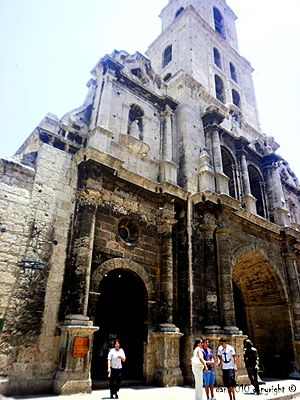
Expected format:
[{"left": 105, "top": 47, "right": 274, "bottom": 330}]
[{"left": 1, "top": 0, "right": 299, "bottom": 178}]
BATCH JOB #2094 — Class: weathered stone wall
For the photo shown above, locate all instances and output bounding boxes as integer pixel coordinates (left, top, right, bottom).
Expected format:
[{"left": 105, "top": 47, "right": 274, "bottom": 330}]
[
  {"left": 0, "top": 160, "right": 34, "bottom": 326},
  {"left": 0, "top": 144, "right": 76, "bottom": 394}
]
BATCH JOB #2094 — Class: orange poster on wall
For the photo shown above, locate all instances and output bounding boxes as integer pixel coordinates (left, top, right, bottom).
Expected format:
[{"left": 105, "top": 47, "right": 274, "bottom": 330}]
[{"left": 72, "top": 336, "right": 89, "bottom": 358}]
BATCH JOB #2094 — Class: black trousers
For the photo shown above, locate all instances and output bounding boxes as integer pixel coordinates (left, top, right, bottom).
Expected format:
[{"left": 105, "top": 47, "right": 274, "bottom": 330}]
[
  {"left": 110, "top": 368, "right": 122, "bottom": 396},
  {"left": 246, "top": 367, "right": 259, "bottom": 394}
]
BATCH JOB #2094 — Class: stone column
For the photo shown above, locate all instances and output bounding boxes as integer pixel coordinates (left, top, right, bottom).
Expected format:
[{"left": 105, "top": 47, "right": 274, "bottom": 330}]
[
  {"left": 150, "top": 208, "right": 183, "bottom": 386},
  {"left": 158, "top": 208, "right": 176, "bottom": 325},
  {"left": 202, "top": 223, "right": 221, "bottom": 333},
  {"left": 265, "top": 163, "right": 289, "bottom": 225},
  {"left": 211, "top": 128, "right": 229, "bottom": 194},
  {"left": 282, "top": 245, "right": 300, "bottom": 340},
  {"left": 160, "top": 106, "right": 177, "bottom": 184},
  {"left": 65, "top": 188, "right": 100, "bottom": 316},
  {"left": 53, "top": 315, "right": 99, "bottom": 394},
  {"left": 198, "top": 150, "right": 215, "bottom": 192},
  {"left": 216, "top": 227, "right": 239, "bottom": 333},
  {"left": 96, "top": 69, "right": 115, "bottom": 129},
  {"left": 88, "top": 69, "right": 115, "bottom": 152},
  {"left": 240, "top": 153, "right": 257, "bottom": 213}
]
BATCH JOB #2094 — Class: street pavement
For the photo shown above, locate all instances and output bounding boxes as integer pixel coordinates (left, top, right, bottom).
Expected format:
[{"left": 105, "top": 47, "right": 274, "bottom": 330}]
[{"left": 1, "top": 380, "right": 300, "bottom": 400}]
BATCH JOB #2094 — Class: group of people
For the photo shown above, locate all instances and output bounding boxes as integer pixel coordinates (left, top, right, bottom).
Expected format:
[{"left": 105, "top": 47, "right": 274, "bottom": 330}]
[
  {"left": 192, "top": 337, "right": 261, "bottom": 400},
  {"left": 106, "top": 336, "right": 260, "bottom": 400}
]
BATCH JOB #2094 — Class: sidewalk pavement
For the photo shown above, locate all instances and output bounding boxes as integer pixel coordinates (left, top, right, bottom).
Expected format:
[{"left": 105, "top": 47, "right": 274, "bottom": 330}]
[{"left": 1, "top": 380, "right": 300, "bottom": 400}]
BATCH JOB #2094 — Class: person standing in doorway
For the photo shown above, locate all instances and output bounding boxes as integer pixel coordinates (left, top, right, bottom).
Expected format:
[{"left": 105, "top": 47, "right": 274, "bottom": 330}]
[
  {"left": 107, "top": 339, "right": 126, "bottom": 399},
  {"left": 218, "top": 338, "right": 238, "bottom": 400},
  {"left": 202, "top": 338, "right": 216, "bottom": 400},
  {"left": 191, "top": 339, "right": 208, "bottom": 400}
]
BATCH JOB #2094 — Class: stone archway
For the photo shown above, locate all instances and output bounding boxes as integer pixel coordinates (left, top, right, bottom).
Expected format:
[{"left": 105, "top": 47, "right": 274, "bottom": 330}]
[
  {"left": 232, "top": 247, "right": 294, "bottom": 377},
  {"left": 89, "top": 258, "right": 154, "bottom": 383}
]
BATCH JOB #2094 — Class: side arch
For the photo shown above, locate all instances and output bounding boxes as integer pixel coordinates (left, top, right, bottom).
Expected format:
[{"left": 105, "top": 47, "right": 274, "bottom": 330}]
[{"left": 232, "top": 245, "right": 294, "bottom": 377}]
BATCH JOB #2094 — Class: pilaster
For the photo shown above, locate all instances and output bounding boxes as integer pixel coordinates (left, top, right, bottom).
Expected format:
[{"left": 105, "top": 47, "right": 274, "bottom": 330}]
[{"left": 64, "top": 188, "right": 101, "bottom": 316}]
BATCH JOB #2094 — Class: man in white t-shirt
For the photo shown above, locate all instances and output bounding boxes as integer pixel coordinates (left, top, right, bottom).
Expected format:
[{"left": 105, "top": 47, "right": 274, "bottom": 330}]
[
  {"left": 107, "top": 339, "right": 126, "bottom": 399},
  {"left": 217, "top": 337, "right": 238, "bottom": 400}
]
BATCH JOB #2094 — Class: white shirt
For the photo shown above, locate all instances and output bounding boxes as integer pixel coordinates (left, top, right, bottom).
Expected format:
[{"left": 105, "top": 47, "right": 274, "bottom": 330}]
[
  {"left": 108, "top": 348, "right": 126, "bottom": 369},
  {"left": 218, "top": 344, "right": 236, "bottom": 370}
]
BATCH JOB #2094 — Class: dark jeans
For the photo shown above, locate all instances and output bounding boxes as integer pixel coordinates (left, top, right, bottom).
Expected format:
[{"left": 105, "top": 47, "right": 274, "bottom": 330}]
[
  {"left": 110, "top": 368, "right": 122, "bottom": 396},
  {"left": 222, "top": 368, "right": 237, "bottom": 388}
]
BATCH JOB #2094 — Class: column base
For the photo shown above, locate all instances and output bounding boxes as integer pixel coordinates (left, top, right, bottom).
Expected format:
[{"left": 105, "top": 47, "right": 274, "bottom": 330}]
[
  {"left": 150, "top": 327, "right": 183, "bottom": 387},
  {"left": 159, "top": 160, "right": 178, "bottom": 185},
  {"left": 53, "top": 372, "right": 92, "bottom": 395},
  {"left": 242, "top": 194, "right": 257, "bottom": 214},
  {"left": 53, "top": 315, "right": 99, "bottom": 395}
]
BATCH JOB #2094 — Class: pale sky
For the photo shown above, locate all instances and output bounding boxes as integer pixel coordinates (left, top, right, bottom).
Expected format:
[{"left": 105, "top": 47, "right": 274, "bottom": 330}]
[{"left": 1, "top": 0, "right": 300, "bottom": 178}]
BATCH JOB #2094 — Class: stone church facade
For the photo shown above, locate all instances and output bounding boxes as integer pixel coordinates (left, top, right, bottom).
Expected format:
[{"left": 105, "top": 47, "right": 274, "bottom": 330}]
[{"left": 1, "top": 0, "right": 300, "bottom": 395}]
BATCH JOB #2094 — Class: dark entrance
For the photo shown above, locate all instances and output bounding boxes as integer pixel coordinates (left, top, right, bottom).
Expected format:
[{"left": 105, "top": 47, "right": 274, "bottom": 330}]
[{"left": 91, "top": 268, "right": 147, "bottom": 381}]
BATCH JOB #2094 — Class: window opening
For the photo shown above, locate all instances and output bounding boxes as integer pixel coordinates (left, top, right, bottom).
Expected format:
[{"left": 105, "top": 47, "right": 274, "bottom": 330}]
[
  {"left": 163, "top": 73, "right": 172, "bottom": 82},
  {"left": 230, "top": 62, "right": 238, "bottom": 82},
  {"left": 221, "top": 147, "right": 237, "bottom": 199},
  {"left": 162, "top": 45, "right": 172, "bottom": 68},
  {"left": 213, "top": 7, "right": 225, "bottom": 38},
  {"left": 213, "top": 47, "right": 222, "bottom": 69},
  {"left": 215, "top": 75, "right": 225, "bottom": 104},
  {"left": 175, "top": 7, "right": 184, "bottom": 18},
  {"left": 232, "top": 89, "right": 241, "bottom": 108},
  {"left": 248, "top": 165, "right": 266, "bottom": 218}
]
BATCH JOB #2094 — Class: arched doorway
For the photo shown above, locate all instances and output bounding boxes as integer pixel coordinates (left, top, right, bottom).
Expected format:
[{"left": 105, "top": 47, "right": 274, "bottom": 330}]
[
  {"left": 91, "top": 268, "right": 147, "bottom": 381},
  {"left": 232, "top": 250, "right": 294, "bottom": 377}
]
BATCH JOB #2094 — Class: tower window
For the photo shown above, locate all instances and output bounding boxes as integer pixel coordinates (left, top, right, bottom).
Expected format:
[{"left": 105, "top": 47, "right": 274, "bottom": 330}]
[
  {"left": 232, "top": 89, "right": 241, "bottom": 108},
  {"left": 162, "top": 45, "right": 172, "bottom": 68},
  {"left": 213, "top": 7, "right": 225, "bottom": 38},
  {"left": 215, "top": 75, "right": 225, "bottom": 104},
  {"left": 213, "top": 47, "right": 222, "bottom": 69},
  {"left": 175, "top": 7, "right": 184, "bottom": 18},
  {"left": 230, "top": 62, "right": 238, "bottom": 82}
]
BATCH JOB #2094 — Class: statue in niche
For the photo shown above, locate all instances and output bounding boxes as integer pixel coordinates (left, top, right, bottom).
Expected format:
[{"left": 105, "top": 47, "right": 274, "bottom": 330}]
[
  {"left": 128, "top": 104, "right": 144, "bottom": 140},
  {"left": 229, "top": 108, "right": 242, "bottom": 133},
  {"left": 128, "top": 118, "right": 141, "bottom": 139}
]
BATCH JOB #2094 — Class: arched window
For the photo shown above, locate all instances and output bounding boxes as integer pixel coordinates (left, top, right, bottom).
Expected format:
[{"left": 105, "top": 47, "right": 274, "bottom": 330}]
[
  {"left": 248, "top": 165, "right": 267, "bottom": 218},
  {"left": 215, "top": 75, "right": 225, "bottom": 104},
  {"left": 229, "top": 62, "right": 238, "bottom": 82},
  {"left": 213, "top": 7, "right": 225, "bottom": 38},
  {"left": 232, "top": 89, "right": 241, "bottom": 108},
  {"left": 128, "top": 104, "right": 144, "bottom": 140},
  {"left": 162, "top": 45, "right": 172, "bottom": 68},
  {"left": 175, "top": 7, "right": 184, "bottom": 18},
  {"left": 221, "top": 147, "right": 238, "bottom": 199},
  {"left": 213, "top": 47, "right": 222, "bottom": 69}
]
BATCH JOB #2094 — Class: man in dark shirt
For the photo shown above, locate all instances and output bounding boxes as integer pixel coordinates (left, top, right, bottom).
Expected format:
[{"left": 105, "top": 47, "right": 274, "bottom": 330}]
[{"left": 243, "top": 339, "right": 260, "bottom": 395}]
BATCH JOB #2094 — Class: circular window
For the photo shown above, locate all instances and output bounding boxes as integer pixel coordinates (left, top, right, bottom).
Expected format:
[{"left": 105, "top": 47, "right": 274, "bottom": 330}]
[{"left": 117, "top": 218, "right": 139, "bottom": 246}]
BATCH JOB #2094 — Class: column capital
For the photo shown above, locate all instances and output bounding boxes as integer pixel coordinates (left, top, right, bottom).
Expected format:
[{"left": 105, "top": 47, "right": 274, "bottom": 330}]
[{"left": 77, "top": 189, "right": 102, "bottom": 208}]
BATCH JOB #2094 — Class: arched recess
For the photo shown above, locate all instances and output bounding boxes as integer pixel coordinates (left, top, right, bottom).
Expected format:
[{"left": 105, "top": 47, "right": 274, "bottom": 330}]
[
  {"left": 221, "top": 146, "right": 238, "bottom": 199},
  {"left": 248, "top": 164, "right": 267, "bottom": 218},
  {"left": 232, "top": 247, "right": 294, "bottom": 377},
  {"left": 89, "top": 259, "right": 155, "bottom": 381}
]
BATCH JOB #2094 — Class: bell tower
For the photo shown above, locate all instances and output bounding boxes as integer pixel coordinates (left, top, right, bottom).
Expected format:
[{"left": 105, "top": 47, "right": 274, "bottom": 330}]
[{"left": 146, "top": 0, "right": 260, "bottom": 132}]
